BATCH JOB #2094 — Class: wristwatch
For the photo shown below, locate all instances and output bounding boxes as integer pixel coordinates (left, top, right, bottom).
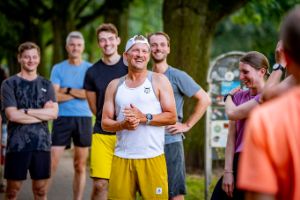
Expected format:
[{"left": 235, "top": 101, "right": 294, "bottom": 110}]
[
  {"left": 145, "top": 113, "right": 153, "bottom": 125},
  {"left": 272, "top": 63, "right": 285, "bottom": 72},
  {"left": 24, "top": 108, "right": 28, "bottom": 114},
  {"left": 65, "top": 87, "right": 72, "bottom": 94}
]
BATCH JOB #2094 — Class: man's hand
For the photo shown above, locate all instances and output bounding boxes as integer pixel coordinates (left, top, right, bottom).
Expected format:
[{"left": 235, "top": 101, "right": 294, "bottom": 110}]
[
  {"left": 166, "top": 122, "right": 190, "bottom": 135},
  {"left": 123, "top": 104, "right": 145, "bottom": 122},
  {"left": 121, "top": 117, "right": 140, "bottom": 130}
]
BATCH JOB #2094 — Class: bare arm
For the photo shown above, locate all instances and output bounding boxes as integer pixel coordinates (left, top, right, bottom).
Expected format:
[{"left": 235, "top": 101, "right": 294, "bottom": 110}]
[
  {"left": 5, "top": 107, "right": 42, "bottom": 124},
  {"left": 245, "top": 192, "right": 275, "bottom": 200},
  {"left": 222, "top": 120, "right": 236, "bottom": 198},
  {"left": 261, "top": 40, "right": 296, "bottom": 102},
  {"left": 27, "top": 101, "right": 58, "bottom": 121},
  {"left": 166, "top": 89, "right": 211, "bottom": 134},
  {"left": 85, "top": 90, "right": 97, "bottom": 115},
  {"left": 262, "top": 75, "right": 296, "bottom": 102},
  {"left": 59, "top": 87, "right": 87, "bottom": 99},
  {"left": 102, "top": 79, "right": 139, "bottom": 132},
  {"left": 225, "top": 95, "right": 259, "bottom": 120},
  {"left": 53, "top": 84, "right": 74, "bottom": 102}
]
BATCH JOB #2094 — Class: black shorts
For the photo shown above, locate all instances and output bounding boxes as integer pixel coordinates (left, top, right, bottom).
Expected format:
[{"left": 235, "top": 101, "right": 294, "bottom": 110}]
[
  {"left": 4, "top": 151, "right": 51, "bottom": 180},
  {"left": 52, "top": 116, "right": 92, "bottom": 147}
]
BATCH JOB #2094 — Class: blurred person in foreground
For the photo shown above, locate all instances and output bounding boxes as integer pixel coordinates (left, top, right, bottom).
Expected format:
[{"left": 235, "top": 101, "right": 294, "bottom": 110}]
[{"left": 238, "top": 6, "right": 300, "bottom": 200}]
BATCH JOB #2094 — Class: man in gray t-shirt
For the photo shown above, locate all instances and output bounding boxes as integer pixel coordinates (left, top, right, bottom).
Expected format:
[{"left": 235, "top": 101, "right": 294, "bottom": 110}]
[{"left": 148, "top": 32, "right": 211, "bottom": 200}]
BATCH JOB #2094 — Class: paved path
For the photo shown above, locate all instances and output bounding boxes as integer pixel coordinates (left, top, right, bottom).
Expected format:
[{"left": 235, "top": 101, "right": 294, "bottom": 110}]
[{"left": 0, "top": 149, "right": 93, "bottom": 200}]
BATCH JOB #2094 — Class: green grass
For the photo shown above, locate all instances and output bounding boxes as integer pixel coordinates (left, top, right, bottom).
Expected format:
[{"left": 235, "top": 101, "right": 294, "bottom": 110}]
[
  {"left": 186, "top": 175, "right": 218, "bottom": 200},
  {"left": 136, "top": 174, "right": 218, "bottom": 200}
]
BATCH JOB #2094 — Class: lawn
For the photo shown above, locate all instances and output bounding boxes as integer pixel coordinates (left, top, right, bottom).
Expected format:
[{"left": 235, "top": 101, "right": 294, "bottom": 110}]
[{"left": 185, "top": 174, "right": 218, "bottom": 200}]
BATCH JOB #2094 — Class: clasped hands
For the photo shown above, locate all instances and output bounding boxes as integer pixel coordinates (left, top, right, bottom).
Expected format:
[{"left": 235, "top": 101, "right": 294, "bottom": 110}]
[{"left": 121, "top": 104, "right": 143, "bottom": 130}]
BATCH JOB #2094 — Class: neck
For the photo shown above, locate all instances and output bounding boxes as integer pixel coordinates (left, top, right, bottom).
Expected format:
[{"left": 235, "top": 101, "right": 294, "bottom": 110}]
[
  {"left": 127, "top": 69, "right": 147, "bottom": 81},
  {"left": 152, "top": 60, "right": 169, "bottom": 73},
  {"left": 18, "top": 71, "right": 37, "bottom": 81},
  {"left": 68, "top": 57, "right": 82, "bottom": 66},
  {"left": 102, "top": 53, "right": 121, "bottom": 65},
  {"left": 250, "top": 80, "right": 265, "bottom": 95}
]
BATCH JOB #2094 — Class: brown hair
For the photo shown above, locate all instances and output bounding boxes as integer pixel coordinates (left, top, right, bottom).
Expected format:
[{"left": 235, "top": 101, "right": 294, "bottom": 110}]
[
  {"left": 18, "top": 42, "right": 40, "bottom": 57},
  {"left": 240, "top": 51, "right": 270, "bottom": 78},
  {"left": 147, "top": 32, "right": 171, "bottom": 46},
  {"left": 280, "top": 6, "right": 300, "bottom": 65},
  {"left": 96, "top": 23, "right": 118, "bottom": 41}
]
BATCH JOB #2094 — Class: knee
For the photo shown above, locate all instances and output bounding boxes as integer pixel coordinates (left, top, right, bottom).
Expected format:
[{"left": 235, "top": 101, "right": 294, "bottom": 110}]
[
  {"left": 6, "top": 185, "right": 20, "bottom": 200},
  {"left": 33, "top": 185, "right": 47, "bottom": 197},
  {"left": 74, "top": 161, "right": 86, "bottom": 174},
  {"left": 93, "top": 179, "right": 108, "bottom": 194},
  {"left": 6, "top": 189, "right": 19, "bottom": 200}
]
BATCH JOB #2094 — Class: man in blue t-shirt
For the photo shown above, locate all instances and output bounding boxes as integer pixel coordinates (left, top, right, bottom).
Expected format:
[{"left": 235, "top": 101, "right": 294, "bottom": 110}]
[
  {"left": 148, "top": 32, "right": 211, "bottom": 200},
  {"left": 49, "top": 31, "right": 92, "bottom": 199}
]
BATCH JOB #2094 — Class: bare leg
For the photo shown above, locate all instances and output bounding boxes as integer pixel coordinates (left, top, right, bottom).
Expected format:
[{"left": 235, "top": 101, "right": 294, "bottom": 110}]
[
  {"left": 73, "top": 146, "right": 89, "bottom": 200},
  {"left": 46, "top": 146, "right": 65, "bottom": 192},
  {"left": 91, "top": 178, "right": 109, "bottom": 200},
  {"left": 170, "top": 195, "right": 184, "bottom": 200},
  {"left": 5, "top": 180, "right": 22, "bottom": 200},
  {"left": 32, "top": 179, "right": 48, "bottom": 200}
]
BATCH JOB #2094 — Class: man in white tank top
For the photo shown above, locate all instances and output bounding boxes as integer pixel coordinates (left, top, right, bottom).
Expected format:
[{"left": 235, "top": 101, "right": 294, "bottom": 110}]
[{"left": 102, "top": 35, "right": 177, "bottom": 200}]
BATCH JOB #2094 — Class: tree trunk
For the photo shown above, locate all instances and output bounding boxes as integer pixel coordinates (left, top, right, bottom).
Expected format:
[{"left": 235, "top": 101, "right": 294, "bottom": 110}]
[{"left": 163, "top": 0, "right": 247, "bottom": 170}]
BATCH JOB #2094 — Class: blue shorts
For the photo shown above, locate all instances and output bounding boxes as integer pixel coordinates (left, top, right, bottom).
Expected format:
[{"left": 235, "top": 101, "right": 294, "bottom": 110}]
[
  {"left": 52, "top": 116, "right": 92, "bottom": 147},
  {"left": 164, "top": 141, "right": 186, "bottom": 197},
  {"left": 4, "top": 151, "right": 51, "bottom": 180}
]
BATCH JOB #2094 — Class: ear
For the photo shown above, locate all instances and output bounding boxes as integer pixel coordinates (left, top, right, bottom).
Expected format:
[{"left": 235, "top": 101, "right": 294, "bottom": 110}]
[
  {"left": 260, "top": 68, "right": 267, "bottom": 76},
  {"left": 117, "top": 37, "right": 121, "bottom": 45}
]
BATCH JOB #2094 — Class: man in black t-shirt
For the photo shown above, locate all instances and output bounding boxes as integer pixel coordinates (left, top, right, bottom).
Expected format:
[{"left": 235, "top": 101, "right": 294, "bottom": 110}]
[
  {"left": 1, "top": 42, "right": 58, "bottom": 199},
  {"left": 84, "top": 23, "right": 127, "bottom": 199}
]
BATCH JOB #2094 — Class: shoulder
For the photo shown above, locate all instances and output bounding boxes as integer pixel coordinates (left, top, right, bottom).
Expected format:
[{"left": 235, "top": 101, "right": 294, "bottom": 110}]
[
  {"left": 107, "top": 78, "right": 121, "bottom": 93},
  {"left": 168, "top": 66, "right": 191, "bottom": 78},
  {"left": 81, "top": 60, "right": 93, "bottom": 68},
  {"left": 86, "top": 60, "right": 102, "bottom": 74},
  {"left": 38, "top": 76, "right": 52, "bottom": 85},
  {"left": 52, "top": 60, "right": 67, "bottom": 70},
  {"left": 152, "top": 71, "right": 168, "bottom": 82}
]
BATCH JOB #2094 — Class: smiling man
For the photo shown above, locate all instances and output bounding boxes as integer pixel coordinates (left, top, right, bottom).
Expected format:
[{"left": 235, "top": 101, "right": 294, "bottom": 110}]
[
  {"left": 49, "top": 31, "right": 92, "bottom": 200},
  {"left": 148, "top": 32, "right": 211, "bottom": 200},
  {"left": 83, "top": 23, "right": 128, "bottom": 200},
  {"left": 102, "top": 35, "right": 177, "bottom": 200},
  {"left": 2, "top": 42, "right": 58, "bottom": 199}
]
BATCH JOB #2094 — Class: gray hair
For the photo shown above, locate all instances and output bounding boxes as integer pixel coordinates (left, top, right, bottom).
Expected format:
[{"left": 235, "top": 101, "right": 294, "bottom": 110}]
[{"left": 66, "top": 31, "right": 84, "bottom": 45}]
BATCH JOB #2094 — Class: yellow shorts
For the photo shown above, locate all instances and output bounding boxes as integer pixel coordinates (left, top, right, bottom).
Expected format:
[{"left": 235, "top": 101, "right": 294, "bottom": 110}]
[
  {"left": 90, "top": 133, "right": 116, "bottom": 179},
  {"left": 108, "top": 154, "right": 168, "bottom": 200}
]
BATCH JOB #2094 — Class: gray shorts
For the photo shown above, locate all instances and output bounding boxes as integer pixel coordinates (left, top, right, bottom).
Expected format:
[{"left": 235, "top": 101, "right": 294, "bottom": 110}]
[{"left": 164, "top": 141, "right": 186, "bottom": 197}]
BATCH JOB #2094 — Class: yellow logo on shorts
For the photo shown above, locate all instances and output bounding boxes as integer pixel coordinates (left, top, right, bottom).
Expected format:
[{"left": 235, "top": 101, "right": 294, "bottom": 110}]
[{"left": 156, "top": 187, "right": 162, "bottom": 195}]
